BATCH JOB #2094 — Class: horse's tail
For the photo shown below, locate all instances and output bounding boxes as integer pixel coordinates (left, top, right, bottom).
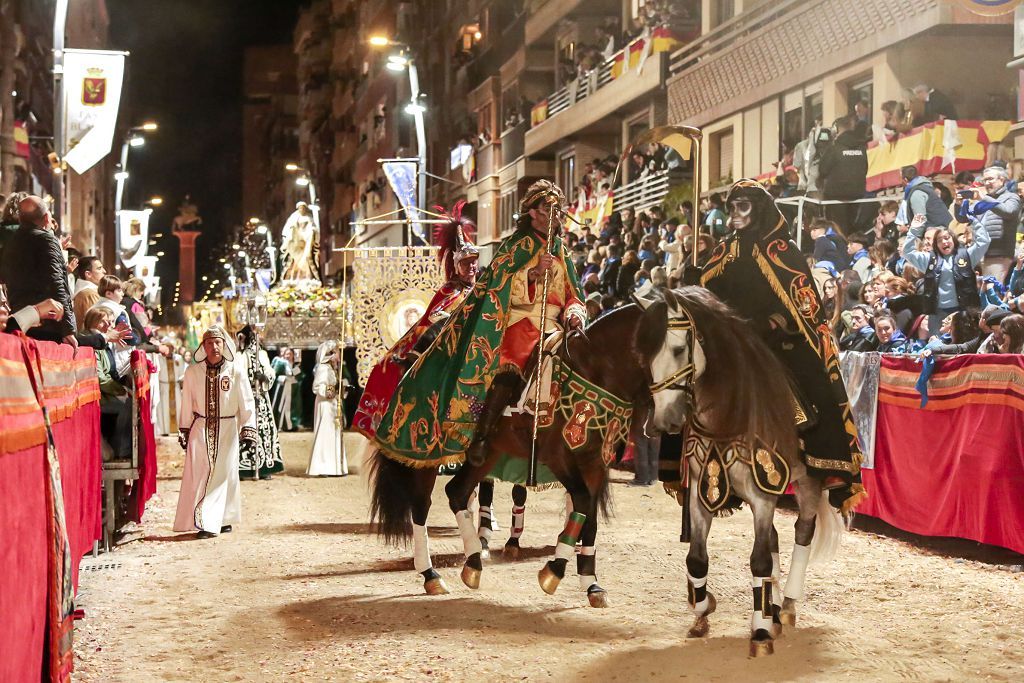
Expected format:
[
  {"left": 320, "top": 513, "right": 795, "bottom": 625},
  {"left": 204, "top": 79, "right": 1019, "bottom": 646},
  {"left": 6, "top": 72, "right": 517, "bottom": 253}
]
[
  {"left": 808, "top": 484, "right": 844, "bottom": 564},
  {"left": 596, "top": 471, "right": 613, "bottom": 520},
  {"left": 367, "top": 448, "right": 415, "bottom": 546}
]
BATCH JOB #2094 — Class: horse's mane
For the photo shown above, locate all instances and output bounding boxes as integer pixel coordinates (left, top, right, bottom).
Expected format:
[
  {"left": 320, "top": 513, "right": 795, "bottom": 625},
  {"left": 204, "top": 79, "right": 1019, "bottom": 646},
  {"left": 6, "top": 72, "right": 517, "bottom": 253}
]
[{"left": 637, "top": 287, "right": 798, "bottom": 458}]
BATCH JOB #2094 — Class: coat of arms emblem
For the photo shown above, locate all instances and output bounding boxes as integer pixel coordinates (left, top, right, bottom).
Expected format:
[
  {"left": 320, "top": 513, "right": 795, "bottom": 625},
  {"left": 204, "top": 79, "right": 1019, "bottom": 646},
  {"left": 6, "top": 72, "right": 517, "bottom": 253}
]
[{"left": 83, "top": 76, "right": 106, "bottom": 106}]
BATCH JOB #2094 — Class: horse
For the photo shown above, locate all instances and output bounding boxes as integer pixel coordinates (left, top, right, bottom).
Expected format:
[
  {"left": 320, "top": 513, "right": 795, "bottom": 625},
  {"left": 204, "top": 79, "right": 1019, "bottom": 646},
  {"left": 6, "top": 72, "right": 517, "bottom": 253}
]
[
  {"left": 368, "top": 303, "right": 654, "bottom": 607},
  {"left": 636, "top": 287, "right": 843, "bottom": 657}
]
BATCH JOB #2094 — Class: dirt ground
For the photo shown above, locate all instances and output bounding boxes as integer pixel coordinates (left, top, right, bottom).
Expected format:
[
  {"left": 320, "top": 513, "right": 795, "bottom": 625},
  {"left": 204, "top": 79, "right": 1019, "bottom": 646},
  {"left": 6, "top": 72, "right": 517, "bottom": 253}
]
[{"left": 73, "top": 433, "right": 1024, "bottom": 682}]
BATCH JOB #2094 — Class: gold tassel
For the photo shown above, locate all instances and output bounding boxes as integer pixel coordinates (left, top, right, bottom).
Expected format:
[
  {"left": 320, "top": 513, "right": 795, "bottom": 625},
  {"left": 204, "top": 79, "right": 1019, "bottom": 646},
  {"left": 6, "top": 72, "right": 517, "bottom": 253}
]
[{"left": 841, "top": 484, "right": 868, "bottom": 515}]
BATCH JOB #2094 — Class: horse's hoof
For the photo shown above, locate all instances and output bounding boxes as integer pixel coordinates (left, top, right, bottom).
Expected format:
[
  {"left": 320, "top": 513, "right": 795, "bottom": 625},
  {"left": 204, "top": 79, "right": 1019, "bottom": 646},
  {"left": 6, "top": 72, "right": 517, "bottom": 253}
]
[
  {"left": 538, "top": 565, "right": 561, "bottom": 595},
  {"left": 503, "top": 540, "right": 521, "bottom": 561},
  {"left": 749, "top": 631, "right": 774, "bottom": 657},
  {"left": 461, "top": 563, "right": 482, "bottom": 590},
  {"left": 687, "top": 616, "right": 710, "bottom": 638},
  {"left": 780, "top": 597, "right": 797, "bottom": 626},
  {"left": 424, "top": 577, "right": 449, "bottom": 595},
  {"left": 587, "top": 586, "right": 609, "bottom": 608}
]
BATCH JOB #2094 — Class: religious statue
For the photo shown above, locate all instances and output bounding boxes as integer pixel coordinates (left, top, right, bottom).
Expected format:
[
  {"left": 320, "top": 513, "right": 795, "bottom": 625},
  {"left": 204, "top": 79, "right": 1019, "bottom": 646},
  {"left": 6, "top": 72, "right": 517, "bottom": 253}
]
[
  {"left": 280, "top": 201, "right": 320, "bottom": 282},
  {"left": 172, "top": 195, "right": 203, "bottom": 233}
]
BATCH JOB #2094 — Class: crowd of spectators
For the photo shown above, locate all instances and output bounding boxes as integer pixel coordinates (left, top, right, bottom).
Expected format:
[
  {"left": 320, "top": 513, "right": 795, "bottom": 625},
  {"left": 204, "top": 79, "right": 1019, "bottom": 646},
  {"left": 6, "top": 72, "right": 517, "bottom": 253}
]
[
  {"left": 561, "top": 156, "right": 1024, "bottom": 361},
  {"left": 0, "top": 191, "right": 187, "bottom": 463}
]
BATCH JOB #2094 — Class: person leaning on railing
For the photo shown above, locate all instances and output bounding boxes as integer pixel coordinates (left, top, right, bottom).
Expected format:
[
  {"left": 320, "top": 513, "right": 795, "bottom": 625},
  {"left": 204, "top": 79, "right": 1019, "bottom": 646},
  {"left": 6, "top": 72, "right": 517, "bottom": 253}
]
[{"left": 83, "top": 306, "right": 133, "bottom": 460}]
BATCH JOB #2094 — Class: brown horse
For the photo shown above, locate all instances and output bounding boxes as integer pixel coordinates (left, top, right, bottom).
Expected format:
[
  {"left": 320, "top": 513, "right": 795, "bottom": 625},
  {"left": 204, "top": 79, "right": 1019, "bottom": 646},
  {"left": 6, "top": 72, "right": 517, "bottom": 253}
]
[{"left": 368, "top": 303, "right": 653, "bottom": 607}]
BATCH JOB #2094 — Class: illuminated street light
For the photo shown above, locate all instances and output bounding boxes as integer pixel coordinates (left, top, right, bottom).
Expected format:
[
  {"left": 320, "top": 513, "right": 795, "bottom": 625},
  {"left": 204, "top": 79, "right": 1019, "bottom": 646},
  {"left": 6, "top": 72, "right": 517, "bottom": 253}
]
[
  {"left": 147, "top": 196, "right": 163, "bottom": 206},
  {"left": 368, "top": 35, "right": 391, "bottom": 47},
  {"left": 284, "top": 162, "right": 299, "bottom": 172},
  {"left": 140, "top": 121, "right": 158, "bottom": 131},
  {"left": 256, "top": 225, "right": 268, "bottom": 235},
  {"left": 405, "top": 101, "right": 426, "bottom": 116},
  {"left": 295, "top": 176, "right": 311, "bottom": 187},
  {"left": 129, "top": 135, "right": 145, "bottom": 147},
  {"left": 232, "top": 243, "right": 241, "bottom": 249},
  {"left": 114, "top": 170, "right": 129, "bottom": 181},
  {"left": 156, "top": 251, "right": 165, "bottom": 256}
]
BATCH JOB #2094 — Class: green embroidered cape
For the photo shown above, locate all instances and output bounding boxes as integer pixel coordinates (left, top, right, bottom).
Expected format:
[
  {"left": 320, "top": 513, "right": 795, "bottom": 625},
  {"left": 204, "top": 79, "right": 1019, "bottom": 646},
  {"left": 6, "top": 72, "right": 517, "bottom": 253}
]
[{"left": 374, "top": 227, "right": 584, "bottom": 468}]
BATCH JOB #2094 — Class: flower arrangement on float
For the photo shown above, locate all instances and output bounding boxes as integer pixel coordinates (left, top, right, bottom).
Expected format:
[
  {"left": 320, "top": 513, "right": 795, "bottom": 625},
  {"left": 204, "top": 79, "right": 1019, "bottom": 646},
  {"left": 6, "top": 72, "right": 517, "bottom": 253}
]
[{"left": 264, "top": 281, "right": 344, "bottom": 317}]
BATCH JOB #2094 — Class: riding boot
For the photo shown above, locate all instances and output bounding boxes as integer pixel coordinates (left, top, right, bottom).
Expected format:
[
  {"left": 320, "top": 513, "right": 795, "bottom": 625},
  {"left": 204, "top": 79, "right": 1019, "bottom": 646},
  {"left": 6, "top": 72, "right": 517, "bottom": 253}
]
[{"left": 465, "top": 372, "right": 521, "bottom": 466}]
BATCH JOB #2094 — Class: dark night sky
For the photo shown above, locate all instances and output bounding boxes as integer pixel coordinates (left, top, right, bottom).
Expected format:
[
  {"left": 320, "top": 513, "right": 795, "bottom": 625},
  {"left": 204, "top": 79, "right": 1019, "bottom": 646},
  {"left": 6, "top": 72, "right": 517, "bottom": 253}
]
[{"left": 106, "top": 0, "right": 303, "bottom": 293}]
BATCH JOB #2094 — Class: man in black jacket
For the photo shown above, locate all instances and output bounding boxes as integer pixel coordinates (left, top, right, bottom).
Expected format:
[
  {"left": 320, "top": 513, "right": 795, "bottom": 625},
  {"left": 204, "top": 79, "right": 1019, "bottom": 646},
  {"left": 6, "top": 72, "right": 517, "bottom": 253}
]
[
  {"left": 0, "top": 196, "right": 77, "bottom": 346},
  {"left": 819, "top": 116, "right": 868, "bottom": 234}
]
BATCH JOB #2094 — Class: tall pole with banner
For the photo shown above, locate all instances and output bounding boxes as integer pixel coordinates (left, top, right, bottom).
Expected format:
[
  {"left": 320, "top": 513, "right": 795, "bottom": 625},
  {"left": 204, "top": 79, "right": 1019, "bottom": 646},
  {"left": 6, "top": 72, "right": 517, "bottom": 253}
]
[{"left": 52, "top": 0, "right": 69, "bottom": 224}]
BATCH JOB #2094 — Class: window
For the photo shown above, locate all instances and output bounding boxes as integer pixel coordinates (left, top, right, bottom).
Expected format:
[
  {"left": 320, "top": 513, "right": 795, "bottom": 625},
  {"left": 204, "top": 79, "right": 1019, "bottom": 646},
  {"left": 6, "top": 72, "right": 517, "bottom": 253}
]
[
  {"left": 848, "top": 77, "right": 873, "bottom": 124},
  {"left": 499, "top": 191, "right": 517, "bottom": 234},
  {"left": 558, "top": 153, "right": 576, "bottom": 190},
  {"left": 709, "top": 127, "right": 733, "bottom": 187},
  {"left": 711, "top": 0, "right": 735, "bottom": 29}
]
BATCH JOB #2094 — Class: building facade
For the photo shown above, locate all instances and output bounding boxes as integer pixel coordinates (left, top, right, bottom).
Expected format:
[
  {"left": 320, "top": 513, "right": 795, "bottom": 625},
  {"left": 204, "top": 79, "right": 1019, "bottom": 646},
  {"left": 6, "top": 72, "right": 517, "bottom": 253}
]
[
  {"left": 292, "top": 0, "right": 1018, "bottom": 261},
  {"left": 0, "top": 0, "right": 115, "bottom": 261}
]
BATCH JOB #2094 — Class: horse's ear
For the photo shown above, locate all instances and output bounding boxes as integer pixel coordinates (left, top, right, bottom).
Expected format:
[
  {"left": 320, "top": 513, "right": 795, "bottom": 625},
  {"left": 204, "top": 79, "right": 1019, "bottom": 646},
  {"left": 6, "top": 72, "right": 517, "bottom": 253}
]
[{"left": 632, "top": 284, "right": 664, "bottom": 310}]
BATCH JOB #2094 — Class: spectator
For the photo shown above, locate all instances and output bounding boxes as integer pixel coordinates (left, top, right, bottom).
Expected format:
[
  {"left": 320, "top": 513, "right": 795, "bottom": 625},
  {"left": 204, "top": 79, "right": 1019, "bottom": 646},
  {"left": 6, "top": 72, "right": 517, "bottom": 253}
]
[
  {"left": 839, "top": 304, "right": 879, "bottom": 351},
  {"left": 874, "top": 312, "right": 910, "bottom": 353},
  {"left": 846, "top": 232, "right": 873, "bottom": 283},
  {"left": 966, "top": 166, "right": 1021, "bottom": 280},
  {"left": 701, "top": 193, "right": 727, "bottom": 239},
  {"left": 809, "top": 219, "right": 850, "bottom": 273},
  {"left": 616, "top": 250, "right": 641, "bottom": 299},
  {"left": 72, "top": 255, "right": 106, "bottom": 330},
  {"left": 852, "top": 99, "right": 871, "bottom": 144},
  {"left": 84, "top": 306, "right": 132, "bottom": 460},
  {"left": 0, "top": 195, "right": 76, "bottom": 345},
  {"left": 900, "top": 166, "right": 953, "bottom": 230},
  {"left": 996, "top": 313, "right": 1024, "bottom": 353},
  {"left": 926, "top": 305, "right": 1002, "bottom": 355},
  {"left": 584, "top": 291, "right": 602, "bottom": 320},
  {"left": 96, "top": 275, "right": 140, "bottom": 348},
  {"left": 902, "top": 213, "right": 990, "bottom": 330},
  {"left": 874, "top": 200, "right": 902, "bottom": 243},
  {"left": 599, "top": 243, "right": 622, "bottom": 296},
  {"left": 660, "top": 223, "right": 691, "bottom": 272},
  {"left": 819, "top": 115, "right": 868, "bottom": 232},
  {"left": 913, "top": 83, "right": 957, "bottom": 122}
]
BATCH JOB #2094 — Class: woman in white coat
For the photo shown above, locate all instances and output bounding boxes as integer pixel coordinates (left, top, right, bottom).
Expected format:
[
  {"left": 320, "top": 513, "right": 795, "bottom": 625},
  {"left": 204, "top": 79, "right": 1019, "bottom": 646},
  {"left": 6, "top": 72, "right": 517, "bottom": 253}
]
[{"left": 307, "top": 340, "right": 349, "bottom": 476}]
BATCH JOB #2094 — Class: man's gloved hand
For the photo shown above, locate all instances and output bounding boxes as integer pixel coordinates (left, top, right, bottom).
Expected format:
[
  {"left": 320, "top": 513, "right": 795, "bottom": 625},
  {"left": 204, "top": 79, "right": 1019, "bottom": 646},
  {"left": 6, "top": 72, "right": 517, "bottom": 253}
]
[{"left": 178, "top": 429, "right": 189, "bottom": 450}]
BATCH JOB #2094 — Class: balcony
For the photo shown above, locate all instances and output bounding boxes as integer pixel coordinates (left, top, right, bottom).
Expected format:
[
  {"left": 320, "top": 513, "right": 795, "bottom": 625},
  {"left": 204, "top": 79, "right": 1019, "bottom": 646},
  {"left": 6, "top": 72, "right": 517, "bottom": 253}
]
[
  {"left": 613, "top": 168, "right": 685, "bottom": 214},
  {"left": 525, "top": 35, "right": 675, "bottom": 156},
  {"left": 500, "top": 120, "right": 527, "bottom": 163},
  {"left": 665, "top": 0, "right": 1011, "bottom": 126},
  {"left": 524, "top": 0, "right": 619, "bottom": 46}
]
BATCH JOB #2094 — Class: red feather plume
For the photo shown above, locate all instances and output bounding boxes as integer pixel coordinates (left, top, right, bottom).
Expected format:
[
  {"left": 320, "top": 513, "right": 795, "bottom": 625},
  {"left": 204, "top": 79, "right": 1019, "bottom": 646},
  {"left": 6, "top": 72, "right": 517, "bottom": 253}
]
[{"left": 432, "top": 200, "right": 477, "bottom": 280}]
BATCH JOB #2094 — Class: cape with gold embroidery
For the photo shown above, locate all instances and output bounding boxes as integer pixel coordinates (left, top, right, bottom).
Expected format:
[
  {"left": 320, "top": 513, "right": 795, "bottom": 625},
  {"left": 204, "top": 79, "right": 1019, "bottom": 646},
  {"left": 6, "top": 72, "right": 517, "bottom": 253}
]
[
  {"left": 699, "top": 187, "right": 865, "bottom": 511},
  {"left": 374, "top": 228, "right": 583, "bottom": 467}
]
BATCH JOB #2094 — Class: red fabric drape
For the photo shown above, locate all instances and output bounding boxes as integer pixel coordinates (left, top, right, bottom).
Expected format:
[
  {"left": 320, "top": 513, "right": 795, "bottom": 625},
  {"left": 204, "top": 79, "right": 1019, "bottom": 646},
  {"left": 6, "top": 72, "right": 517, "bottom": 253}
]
[
  {"left": 126, "top": 351, "right": 157, "bottom": 523},
  {"left": 859, "top": 356, "right": 1024, "bottom": 554},
  {"left": 0, "top": 442, "right": 49, "bottom": 683}
]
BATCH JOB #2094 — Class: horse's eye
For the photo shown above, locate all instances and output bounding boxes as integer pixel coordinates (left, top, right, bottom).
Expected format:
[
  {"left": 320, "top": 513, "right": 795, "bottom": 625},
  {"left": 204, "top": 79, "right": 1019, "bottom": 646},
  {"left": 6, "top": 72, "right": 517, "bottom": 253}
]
[{"left": 673, "top": 347, "right": 687, "bottom": 358}]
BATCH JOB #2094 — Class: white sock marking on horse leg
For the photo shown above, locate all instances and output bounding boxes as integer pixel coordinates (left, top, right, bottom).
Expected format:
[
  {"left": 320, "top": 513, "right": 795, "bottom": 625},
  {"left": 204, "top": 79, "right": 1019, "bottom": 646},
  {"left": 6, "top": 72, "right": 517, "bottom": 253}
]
[
  {"left": 413, "top": 524, "right": 432, "bottom": 573},
  {"left": 784, "top": 543, "right": 811, "bottom": 601},
  {"left": 686, "top": 570, "right": 709, "bottom": 615},
  {"left": 455, "top": 509, "right": 482, "bottom": 557},
  {"left": 751, "top": 576, "right": 775, "bottom": 632}
]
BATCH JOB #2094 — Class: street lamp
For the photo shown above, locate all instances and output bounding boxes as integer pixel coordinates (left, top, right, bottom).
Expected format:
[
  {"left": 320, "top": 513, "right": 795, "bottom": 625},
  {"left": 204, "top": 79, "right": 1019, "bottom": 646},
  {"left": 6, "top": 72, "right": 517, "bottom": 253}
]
[
  {"left": 369, "top": 36, "right": 428, "bottom": 239},
  {"left": 114, "top": 121, "right": 158, "bottom": 267},
  {"left": 147, "top": 196, "right": 163, "bottom": 206}
]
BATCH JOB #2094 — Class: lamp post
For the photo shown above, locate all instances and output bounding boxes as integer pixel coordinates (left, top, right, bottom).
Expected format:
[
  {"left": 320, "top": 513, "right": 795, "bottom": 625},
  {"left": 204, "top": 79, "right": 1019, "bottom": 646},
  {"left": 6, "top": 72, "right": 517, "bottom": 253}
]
[
  {"left": 113, "top": 121, "right": 158, "bottom": 270},
  {"left": 370, "top": 36, "right": 428, "bottom": 239},
  {"left": 52, "top": 0, "right": 69, "bottom": 225}
]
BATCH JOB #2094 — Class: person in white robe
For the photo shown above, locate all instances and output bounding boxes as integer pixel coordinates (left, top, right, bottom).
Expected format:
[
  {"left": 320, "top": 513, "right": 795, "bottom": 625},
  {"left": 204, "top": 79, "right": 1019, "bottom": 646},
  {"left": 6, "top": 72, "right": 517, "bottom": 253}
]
[
  {"left": 173, "top": 326, "right": 257, "bottom": 538},
  {"left": 307, "top": 340, "right": 349, "bottom": 476}
]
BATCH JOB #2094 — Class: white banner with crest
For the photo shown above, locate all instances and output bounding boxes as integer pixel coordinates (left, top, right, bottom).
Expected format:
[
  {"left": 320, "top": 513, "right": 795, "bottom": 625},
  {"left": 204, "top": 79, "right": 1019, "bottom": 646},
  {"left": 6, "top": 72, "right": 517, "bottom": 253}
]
[
  {"left": 63, "top": 49, "right": 127, "bottom": 174},
  {"left": 118, "top": 209, "right": 151, "bottom": 269}
]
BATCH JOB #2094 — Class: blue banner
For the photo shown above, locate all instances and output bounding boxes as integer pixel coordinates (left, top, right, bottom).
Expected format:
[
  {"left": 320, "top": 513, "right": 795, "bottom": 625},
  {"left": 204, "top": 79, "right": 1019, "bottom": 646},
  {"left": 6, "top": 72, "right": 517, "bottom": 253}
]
[{"left": 382, "top": 160, "right": 420, "bottom": 223}]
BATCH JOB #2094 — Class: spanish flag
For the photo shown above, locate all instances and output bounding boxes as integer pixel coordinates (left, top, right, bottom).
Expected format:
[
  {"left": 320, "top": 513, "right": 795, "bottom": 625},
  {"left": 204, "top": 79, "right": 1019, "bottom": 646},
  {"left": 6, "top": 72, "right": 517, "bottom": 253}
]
[{"left": 13, "top": 121, "right": 29, "bottom": 158}]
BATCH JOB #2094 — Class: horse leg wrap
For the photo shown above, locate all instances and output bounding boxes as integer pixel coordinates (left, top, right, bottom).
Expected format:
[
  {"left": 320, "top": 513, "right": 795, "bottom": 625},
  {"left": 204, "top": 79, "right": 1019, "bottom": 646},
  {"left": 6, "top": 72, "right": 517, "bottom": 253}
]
[
  {"left": 751, "top": 576, "right": 775, "bottom": 633},
  {"left": 556, "top": 512, "right": 586, "bottom": 562},
  {"left": 686, "top": 571, "right": 710, "bottom": 616},
  {"left": 577, "top": 545, "right": 597, "bottom": 590},
  {"left": 784, "top": 543, "right": 811, "bottom": 601},
  {"left": 771, "top": 552, "right": 783, "bottom": 607},
  {"left": 478, "top": 506, "right": 494, "bottom": 542},
  {"left": 413, "top": 524, "right": 432, "bottom": 574},
  {"left": 510, "top": 505, "right": 525, "bottom": 540},
  {"left": 455, "top": 509, "right": 483, "bottom": 558}
]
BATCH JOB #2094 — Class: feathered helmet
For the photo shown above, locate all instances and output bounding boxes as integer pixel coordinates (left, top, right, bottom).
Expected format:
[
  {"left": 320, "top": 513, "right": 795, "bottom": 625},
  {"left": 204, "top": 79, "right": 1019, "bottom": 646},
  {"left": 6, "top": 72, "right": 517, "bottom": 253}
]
[{"left": 433, "top": 200, "right": 479, "bottom": 280}]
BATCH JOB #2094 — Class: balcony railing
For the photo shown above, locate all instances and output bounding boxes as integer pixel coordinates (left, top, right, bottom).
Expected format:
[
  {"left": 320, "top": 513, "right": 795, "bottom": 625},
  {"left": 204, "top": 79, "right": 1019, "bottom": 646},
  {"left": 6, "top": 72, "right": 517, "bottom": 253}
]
[
  {"left": 613, "top": 168, "right": 685, "bottom": 214},
  {"left": 499, "top": 120, "right": 527, "bottom": 162},
  {"left": 531, "top": 29, "right": 681, "bottom": 128}
]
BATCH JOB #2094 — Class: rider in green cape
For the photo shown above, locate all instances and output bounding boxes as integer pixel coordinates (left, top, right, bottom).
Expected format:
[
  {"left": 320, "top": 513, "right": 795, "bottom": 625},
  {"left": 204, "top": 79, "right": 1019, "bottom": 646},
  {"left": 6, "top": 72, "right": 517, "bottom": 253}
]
[{"left": 375, "top": 180, "right": 587, "bottom": 468}]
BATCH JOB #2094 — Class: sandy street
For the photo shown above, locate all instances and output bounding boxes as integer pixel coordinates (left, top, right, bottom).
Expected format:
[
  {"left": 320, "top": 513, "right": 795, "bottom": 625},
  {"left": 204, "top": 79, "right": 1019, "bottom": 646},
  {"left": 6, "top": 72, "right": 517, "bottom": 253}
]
[{"left": 72, "top": 433, "right": 1024, "bottom": 682}]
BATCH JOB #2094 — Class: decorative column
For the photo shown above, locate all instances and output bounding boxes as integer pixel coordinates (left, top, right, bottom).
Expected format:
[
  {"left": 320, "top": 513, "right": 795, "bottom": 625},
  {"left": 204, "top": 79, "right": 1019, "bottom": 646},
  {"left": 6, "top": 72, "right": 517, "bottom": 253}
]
[{"left": 174, "top": 230, "right": 202, "bottom": 303}]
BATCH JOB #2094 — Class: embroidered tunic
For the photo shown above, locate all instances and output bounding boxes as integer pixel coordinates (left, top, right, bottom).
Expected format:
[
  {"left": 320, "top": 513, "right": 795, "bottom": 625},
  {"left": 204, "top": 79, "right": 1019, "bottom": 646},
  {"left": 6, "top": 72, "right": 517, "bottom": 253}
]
[{"left": 173, "top": 359, "right": 256, "bottom": 534}]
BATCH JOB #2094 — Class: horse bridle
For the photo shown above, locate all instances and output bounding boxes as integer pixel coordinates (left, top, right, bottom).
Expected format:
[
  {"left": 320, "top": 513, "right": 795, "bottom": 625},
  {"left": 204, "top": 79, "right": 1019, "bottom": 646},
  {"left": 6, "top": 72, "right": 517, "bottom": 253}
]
[{"left": 649, "top": 306, "right": 701, "bottom": 395}]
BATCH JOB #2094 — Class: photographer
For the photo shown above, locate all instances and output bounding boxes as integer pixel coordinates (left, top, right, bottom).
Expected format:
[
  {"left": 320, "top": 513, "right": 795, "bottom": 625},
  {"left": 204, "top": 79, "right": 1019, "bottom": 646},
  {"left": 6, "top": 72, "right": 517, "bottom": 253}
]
[{"left": 819, "top": 116, "right": 868, "bottom": 233}]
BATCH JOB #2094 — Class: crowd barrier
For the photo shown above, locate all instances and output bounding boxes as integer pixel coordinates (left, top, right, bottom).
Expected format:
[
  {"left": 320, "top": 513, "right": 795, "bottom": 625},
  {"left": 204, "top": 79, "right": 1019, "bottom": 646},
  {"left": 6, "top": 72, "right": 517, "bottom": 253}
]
[
  {"left": 856, "top": 354, "right": 1024, "bottom": 555},
  {"left": 0, "top": 335, "right": 159, "bottom": 682}
]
